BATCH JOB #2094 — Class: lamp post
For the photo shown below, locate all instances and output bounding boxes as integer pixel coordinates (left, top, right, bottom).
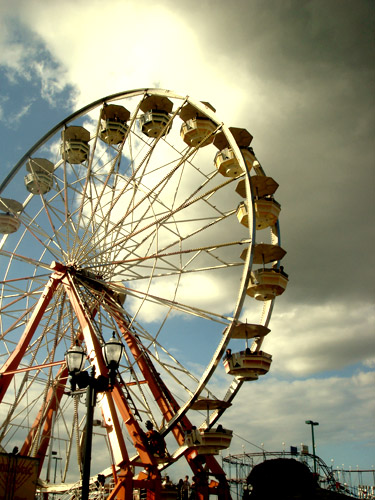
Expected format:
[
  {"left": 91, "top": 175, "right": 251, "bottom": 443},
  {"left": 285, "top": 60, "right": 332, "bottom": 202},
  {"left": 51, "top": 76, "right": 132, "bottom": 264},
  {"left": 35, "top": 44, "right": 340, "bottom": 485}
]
[
  {"left": 52, "top": 452, "right": 62, "bottom": 500},
  {"left": 305, "top": 420, "right": 319, "bottom": 475},
  {"left": 65, "top": 333, "right": 124, "bottom": 500},
  {"left": 51, "top": 451, "right": 62, "bottom": 483}
]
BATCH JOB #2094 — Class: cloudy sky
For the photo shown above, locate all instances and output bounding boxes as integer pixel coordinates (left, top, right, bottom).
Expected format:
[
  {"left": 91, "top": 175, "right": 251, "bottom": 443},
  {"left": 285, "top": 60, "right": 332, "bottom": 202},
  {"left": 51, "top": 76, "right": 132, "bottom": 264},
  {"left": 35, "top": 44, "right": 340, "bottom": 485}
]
[{"left": 0, "top": 0, "right": 374, "bottom": 483}]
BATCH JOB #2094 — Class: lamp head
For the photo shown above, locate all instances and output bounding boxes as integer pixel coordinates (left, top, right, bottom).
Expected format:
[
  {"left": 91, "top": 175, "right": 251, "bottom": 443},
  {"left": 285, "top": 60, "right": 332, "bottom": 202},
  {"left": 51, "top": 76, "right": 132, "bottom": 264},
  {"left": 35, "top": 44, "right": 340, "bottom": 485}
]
[
  {"left": 102, "top": 333, "right": 124, "bottom": 368},
  {"left": 102, "top": 333, "right": 124, "bottom": 388},
  {"left": 65, "top": 342, "right": 86, "bottom": 374},
  {"left": 65, "top": 342, "right": 86, "bottom": 392}
]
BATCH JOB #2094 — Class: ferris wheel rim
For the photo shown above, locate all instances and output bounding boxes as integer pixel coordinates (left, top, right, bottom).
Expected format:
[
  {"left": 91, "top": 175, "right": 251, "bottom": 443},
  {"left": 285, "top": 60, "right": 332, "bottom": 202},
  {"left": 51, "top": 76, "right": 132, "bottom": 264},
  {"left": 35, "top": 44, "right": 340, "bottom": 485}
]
[{"left": 0, "top": 88, "right": 227, "bottom": 196}]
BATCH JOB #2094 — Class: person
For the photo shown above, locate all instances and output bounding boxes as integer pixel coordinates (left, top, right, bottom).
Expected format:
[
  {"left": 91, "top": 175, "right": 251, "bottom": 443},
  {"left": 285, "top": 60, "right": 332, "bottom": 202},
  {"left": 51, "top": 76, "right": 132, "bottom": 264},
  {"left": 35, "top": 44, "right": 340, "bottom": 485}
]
[
  {"left": 182, "top": 475, "right": 190, "bottom": 499},
  {"left": 162, "top": 475, "right": 173, "bottom": 487},
  {"left": 144, "top": 420, "right": 166, "bottom": 457},
  {"left": 95, "top": 473, "right": 105, "bottom": 489},
  {"left": 189, "top": 476, "right": 197, "bottom": 499},
  {"left": 279, "top": 265, "right": 289, "bottom": 278},
  {"left": 177, "top": 478, "right": 184, "bottom": 499},
  {"left": 224, "top": 348, "right": 232, "bottom": 360}
]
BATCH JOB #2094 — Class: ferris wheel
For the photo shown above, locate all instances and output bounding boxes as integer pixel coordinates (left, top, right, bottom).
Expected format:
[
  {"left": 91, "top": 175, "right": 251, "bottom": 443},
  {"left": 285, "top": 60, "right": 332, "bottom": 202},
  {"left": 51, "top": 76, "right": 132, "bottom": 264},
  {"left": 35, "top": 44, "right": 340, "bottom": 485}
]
[{"left": 0, "top": 89, "right": 288, "bottom": 498}]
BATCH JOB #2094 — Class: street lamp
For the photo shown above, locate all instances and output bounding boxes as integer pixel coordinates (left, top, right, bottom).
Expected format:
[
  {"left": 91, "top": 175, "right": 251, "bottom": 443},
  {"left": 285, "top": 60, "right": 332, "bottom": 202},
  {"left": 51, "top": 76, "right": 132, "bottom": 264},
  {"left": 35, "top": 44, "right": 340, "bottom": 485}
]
[
  {"left": 51, "top": 451, "right": 62, "bottom": 499},
  {"left": 305, "top": 420, "right": 319, "bottom": 475},
  {"left": 51, "top": 451, "right": 62, "bottom": 483},
  {"left": 102, "top": 334, "right": 124, "bottom": 386},
  {"left": 65, "top": 333, "right": 124, "bottom": 500},
  {"left": 65, "top": 342, "right": 86, "bottom": 390}
]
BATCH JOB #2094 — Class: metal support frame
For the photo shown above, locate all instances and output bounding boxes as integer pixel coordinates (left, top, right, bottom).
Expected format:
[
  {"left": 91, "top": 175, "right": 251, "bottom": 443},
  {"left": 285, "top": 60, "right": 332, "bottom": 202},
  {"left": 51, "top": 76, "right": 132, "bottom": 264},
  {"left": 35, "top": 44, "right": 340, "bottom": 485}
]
[{"left": 0, "top": 264, "right": 233, "bottom": 499}]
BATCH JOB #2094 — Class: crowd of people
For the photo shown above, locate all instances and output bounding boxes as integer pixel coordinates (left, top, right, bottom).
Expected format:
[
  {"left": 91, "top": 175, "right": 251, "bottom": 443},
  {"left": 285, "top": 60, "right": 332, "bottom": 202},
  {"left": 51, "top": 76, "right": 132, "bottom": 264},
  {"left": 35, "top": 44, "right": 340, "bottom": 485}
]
[{"left": 162, "top": 475, "right": 196, "bottom": 499}]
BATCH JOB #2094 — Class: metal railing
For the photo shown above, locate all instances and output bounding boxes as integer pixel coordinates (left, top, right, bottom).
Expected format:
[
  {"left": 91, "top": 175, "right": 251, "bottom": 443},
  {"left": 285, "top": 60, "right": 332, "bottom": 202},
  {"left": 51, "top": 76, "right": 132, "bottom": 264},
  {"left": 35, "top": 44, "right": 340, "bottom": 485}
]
[{"left": 222, "top": 450, "right": 374, "bottom": 499}]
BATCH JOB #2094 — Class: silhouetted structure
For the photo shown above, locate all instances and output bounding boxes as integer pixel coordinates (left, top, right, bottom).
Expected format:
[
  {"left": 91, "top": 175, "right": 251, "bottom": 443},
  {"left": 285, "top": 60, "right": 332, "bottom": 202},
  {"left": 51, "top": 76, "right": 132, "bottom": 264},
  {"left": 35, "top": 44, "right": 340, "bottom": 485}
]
[{"left": 244, "top": 458, "right": 355, "bottom": 500}]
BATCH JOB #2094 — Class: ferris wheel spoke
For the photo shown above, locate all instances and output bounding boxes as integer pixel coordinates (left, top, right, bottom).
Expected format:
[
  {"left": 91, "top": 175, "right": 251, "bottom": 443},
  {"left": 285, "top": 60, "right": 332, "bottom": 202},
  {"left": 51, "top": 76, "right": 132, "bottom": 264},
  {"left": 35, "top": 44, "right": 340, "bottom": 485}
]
[
  {"left": 42, "top": 189, "right": 87, "bottom": 259},
  {"left": 52, "top": 166, "right": 94, "bottom": 259},
  {"left": 16, "top": 216, "right": 68, "bottom": 263},
  {"left": 103, "top": 248, "right": 243, "bottom": 282},
  {"left": 123, "top": 286, "right": 232, "bottom": 325},
  {"left": 36, "top": 194, "right": 70, "bottom": 257},
  {"left": 16, "top": 198, "right": 76, "bottom": 263},
  {"left": 123, "top": 261, "right": 243, "bottom": 283},
  {"left": 80, "top": 171, "right": 175, "bottom": 267},
  {"left": 85, "top": 209, "right": 243, "bottom": 283},
  {"left": 80, "top": 187, "right": 238, "bottom": 275},
  {"left": 142, "top": 337, "right": 200, "bottom": 389},
  {"left": 114, "top": 180, "right": 236, "bottom": 251},
  {"left": 74, "top": 107, "right": 103, "bottom": 220},
  {"left": 0, "top": 281, "right": 46, "bottom": 317},
  {"left": 0, "top": 248, "right": 52, "bottom": 272},
  {"left": 68, "top": 134, "right": 161, "bottom": 261},
  {"left": 76, "top": 133, "right": 210, "bottom": 266},
  {"left": 70, "top": 165, "right": 121, "bottom": 262}
]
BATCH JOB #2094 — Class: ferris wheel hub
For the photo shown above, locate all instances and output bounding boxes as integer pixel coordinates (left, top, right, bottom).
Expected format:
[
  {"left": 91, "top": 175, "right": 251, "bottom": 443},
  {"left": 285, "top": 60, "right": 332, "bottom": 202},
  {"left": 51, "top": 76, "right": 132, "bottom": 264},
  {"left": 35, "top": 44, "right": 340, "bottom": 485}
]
[{"left": 50, "top": 261, "right": 67, "bottom": 272}]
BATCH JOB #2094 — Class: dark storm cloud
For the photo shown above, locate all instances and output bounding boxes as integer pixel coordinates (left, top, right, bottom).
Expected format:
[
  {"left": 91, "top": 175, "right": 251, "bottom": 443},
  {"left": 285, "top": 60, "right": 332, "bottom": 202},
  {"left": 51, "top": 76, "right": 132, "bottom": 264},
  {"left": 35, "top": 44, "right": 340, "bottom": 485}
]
[
  {"left": 170, "top": 0, "right": 374, "bottom": 81},
  {"left": 170, "top": 0, "right": 375, "bottom": 304}
]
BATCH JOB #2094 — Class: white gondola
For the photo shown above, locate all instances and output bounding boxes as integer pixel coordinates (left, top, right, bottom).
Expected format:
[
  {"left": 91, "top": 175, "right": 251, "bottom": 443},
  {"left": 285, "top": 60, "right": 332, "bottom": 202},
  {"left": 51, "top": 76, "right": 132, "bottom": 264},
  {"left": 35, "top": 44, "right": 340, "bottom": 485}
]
[
  {"left": 180, "top": 102, "right": 217, "bottom": 148},
  {"left": 0, "top": 198, "right": 23, "bottom": 234},
  {"left": 60, "top": 126, "right": 90, "bottom": 164},
  {"left": 214, "top": 148, "right": 244, "bottom": 177},
  {"left": 254, "top": 198, "right": 281, "bottom": 229},
  {"left": 236, "top": 199, "right": 281, "bottom": 230},
  {"left": 184, "top": 427, "right": 233, "bottom": 455},
  {"left": 223, "top": 350, "right": 272, "bottom": 380},
  {"left": 99, "top": 104, "right": 130, "bottom": 145},
  {"left": 0, "top": 214, "right": 20, "bottom": 234},
  {"left": 139, "top": 95, "right": 173, "bottom": 138},
  {"left": 247, "top": 268, "right": 288, "bottom": 301},
  {"left": 181, "top": 118, "right": 217, "bottom": 148},
  {"left": 140, "top": 110, "right": 171, "bottom": 138},
  {"left": 184, "top": 398, "right": 232, "bottom": 454},
  {"left": 24, "top": 158, "right": 54, "bottom": 194},
  {"left": 213, "top": 127, "right": 254, "bottom": 177}
]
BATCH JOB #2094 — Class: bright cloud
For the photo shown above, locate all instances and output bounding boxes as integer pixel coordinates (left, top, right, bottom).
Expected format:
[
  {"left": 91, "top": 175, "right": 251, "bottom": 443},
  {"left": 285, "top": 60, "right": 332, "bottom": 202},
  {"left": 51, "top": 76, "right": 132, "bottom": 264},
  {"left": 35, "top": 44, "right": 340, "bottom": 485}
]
[
  {"left": 1, "top": 0, "right": 250, "bottom": 122},
  {"left": 223, "top": 370, "right": 375, "bottom": 459},
  {"left": 240, "top": 302, "right": 375, "bottom": 376}
]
